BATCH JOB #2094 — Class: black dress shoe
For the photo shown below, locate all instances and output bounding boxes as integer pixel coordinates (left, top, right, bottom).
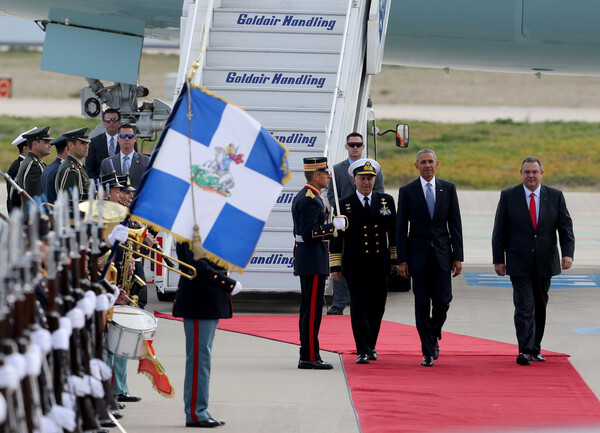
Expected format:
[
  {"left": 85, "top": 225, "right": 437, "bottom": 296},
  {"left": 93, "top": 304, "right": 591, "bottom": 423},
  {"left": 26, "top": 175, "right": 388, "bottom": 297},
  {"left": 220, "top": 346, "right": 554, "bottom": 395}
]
[
  {"left": 531, "top": 353, "right": 546, "bottom": 362},
  {"left": 516, "top": 353, "right": 531, "bottom": 365},
  {"left": 421, "top": 356, "right": 434, "bottom": 367},
  {"left": 116, "top": 402, "right": 126, "bottom": 410},
  {"left": 101, "top": 420, "right": 117, "bottom": 428},
  {"left": 111, "top": 411, "right": 123, "bottom": 419},
  {"left": 298, "top": 360, "right": 334, "bottom": 370},
  {"left": 356, "top": 354, "right": 370, "bottom": 364},
  {"left": 433, "top": 343, "right": 439, "bottom": 360},
  {"left": 368, "top": 349, "right": 377, "bottom": 361},
  {"left": 326, "top": 306, "right": 344, "bottom": 315},
  {"left": 116, "top": 393, "right": 142, "bottom": 402},
  {"left": 186, "top": 417, "right": 226, "bottom": 428}
]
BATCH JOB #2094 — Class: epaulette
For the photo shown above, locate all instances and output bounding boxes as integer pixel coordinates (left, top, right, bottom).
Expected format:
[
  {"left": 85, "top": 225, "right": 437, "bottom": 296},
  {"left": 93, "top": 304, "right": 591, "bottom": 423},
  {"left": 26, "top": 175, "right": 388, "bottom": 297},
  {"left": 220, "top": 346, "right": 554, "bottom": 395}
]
[{"left": 305, "top": 189, "right": 315, "bottom": 199}]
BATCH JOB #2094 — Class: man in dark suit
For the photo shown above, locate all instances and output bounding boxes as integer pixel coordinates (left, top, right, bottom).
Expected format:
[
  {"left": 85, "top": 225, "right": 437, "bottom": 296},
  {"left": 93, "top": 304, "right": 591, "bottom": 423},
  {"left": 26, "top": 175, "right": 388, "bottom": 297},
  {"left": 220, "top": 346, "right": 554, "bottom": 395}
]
[
  {"left": 86, "top": 109, "right": 122, "bottom": 180},
  {"left": 99, "top": 124, "right": 149, "bottom": 188},
  {"left": 292, "top": 156, "right": 347, "bottom": 370},
  {"left": 41, "top": 135, "right": 68, "bottom": 204},
  {"left": 173, "top": 242, "right": 243, "bottom": 428},
  {"left": 6, "top": 127, "right": 34, "bottom": 212},
  {"left": 330, "top": 158, "right": 397, "bottom": 364},
  {"left": 492, "top": 156, "right": 575, "bottom": 365},
  {"left": 326, "top": 132, "right": 384, "bottom": 315},
  {"left": 396, "top": 148, "right": 463, "bottom": 367}
]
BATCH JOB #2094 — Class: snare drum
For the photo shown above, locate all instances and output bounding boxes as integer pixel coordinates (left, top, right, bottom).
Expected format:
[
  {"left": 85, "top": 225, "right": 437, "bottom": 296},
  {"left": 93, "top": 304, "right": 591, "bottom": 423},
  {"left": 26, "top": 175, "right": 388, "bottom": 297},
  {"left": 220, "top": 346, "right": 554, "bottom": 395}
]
[{"left": 106, "top": 305, "right": 158, "bottom": 359}]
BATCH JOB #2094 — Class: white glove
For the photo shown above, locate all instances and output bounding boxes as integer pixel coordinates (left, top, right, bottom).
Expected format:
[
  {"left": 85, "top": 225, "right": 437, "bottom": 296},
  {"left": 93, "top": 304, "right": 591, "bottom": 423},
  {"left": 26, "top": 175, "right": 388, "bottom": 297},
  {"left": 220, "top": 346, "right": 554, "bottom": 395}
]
[
  {"left": 333, "top": 216, "right": 347, "bottom": 230},
  {"left": 108, "top": 224, "right": 128, "bottom": 245},
  {"left": 231, "top": 281, "right": 243, "bottom": 296}
]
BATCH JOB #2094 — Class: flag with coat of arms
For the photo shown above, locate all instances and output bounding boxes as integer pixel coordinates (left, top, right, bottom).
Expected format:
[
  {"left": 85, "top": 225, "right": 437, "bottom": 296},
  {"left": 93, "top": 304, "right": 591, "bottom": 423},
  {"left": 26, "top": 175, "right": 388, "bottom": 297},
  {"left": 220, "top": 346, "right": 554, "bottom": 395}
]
[{"left": 130, "top": 83, "right": 290, "bottom": 270}]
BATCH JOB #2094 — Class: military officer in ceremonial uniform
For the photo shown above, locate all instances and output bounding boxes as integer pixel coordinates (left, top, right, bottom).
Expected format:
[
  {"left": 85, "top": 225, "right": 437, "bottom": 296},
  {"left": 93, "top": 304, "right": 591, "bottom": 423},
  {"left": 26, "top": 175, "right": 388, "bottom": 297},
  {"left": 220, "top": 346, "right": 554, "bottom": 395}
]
[
  {"left": 6, "top": 127, "right": 35, "bottom": 212},
  {"left": 292, "top": 156, "right": 347, "bottom": 370},
  {"left": 173, "top": 242, "right": 243, "bottom": 428},
  {"left": 55, "top": 127, "right": 91, "bottom": 200},
  {"left": 330, "top": 159, "right": 398, "bottom": 364},
  {"left": 17, "top": 126, "right": 54, "bottom": 213},
  {"left": 41, "top": 135, "right": 68, "bottom": 204}
]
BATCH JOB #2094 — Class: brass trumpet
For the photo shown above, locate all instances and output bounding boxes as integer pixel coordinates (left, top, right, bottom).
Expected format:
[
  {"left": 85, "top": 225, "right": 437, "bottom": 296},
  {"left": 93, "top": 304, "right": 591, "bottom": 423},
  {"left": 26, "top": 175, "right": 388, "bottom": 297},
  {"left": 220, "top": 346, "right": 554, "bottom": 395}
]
[{"left": 121, "top": 227, "right": 197, "bottom": 280}]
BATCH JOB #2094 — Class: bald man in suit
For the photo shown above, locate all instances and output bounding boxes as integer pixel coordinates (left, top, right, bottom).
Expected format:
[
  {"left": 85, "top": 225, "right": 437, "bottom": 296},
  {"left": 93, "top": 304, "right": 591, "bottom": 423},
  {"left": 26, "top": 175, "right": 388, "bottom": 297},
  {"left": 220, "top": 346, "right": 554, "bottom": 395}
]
[{"left": 492, "top": 156, "right": 574, "bottom": 365}]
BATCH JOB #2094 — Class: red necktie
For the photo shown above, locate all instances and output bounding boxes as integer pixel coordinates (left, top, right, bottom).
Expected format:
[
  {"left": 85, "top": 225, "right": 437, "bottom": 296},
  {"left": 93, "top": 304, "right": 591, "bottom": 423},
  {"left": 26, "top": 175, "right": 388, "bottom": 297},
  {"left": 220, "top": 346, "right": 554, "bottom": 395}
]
[{"left": 529, "top": 192, "right": 536, "bottom": 230}]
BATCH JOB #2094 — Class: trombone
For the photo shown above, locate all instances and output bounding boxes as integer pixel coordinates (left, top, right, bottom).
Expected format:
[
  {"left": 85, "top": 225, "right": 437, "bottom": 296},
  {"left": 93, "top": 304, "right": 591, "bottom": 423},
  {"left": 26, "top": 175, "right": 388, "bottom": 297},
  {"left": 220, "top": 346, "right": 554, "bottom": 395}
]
[{"left": 122, "top": 227, "right": 197, "bottom": 280}]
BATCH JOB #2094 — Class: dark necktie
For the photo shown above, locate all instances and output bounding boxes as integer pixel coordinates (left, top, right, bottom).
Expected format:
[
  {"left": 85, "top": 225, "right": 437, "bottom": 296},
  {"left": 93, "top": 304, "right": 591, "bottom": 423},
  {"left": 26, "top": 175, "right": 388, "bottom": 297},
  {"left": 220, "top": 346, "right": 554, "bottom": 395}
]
[
  {"left": 364, "top": 196, "right": 370, "bottom": 210},
  {"left": 529, "top": 192, "right": 537, "bottom": 230}
]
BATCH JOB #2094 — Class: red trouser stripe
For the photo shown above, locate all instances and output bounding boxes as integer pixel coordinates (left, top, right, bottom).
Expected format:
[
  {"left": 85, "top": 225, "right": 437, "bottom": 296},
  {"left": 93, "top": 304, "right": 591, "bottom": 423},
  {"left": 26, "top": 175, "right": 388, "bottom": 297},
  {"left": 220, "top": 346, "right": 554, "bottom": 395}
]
[
  {"left": 190, "top": 320, "right": 200, "bottom": 423},
  {"left": 309, "top": 274, "right": 318, "bottom": 361}
]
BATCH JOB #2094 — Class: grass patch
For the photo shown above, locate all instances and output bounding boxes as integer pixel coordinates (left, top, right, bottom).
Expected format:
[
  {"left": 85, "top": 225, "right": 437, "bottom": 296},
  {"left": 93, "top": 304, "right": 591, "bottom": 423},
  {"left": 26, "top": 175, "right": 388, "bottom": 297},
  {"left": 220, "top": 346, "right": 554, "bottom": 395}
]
[
  {"left": 1, "top": 117, "right": 599, "bottom": 190},
  {"left": 0, "top": 116, "right": 159, "bottom": 170},
  {"left": 371, "top": 120, "right": 600, "bottom": 190}
]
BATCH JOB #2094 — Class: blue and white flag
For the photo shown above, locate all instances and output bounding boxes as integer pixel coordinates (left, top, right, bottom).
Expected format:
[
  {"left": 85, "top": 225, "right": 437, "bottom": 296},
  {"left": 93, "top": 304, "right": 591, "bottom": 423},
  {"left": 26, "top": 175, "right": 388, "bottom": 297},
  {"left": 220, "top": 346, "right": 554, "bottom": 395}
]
[{"left": 130, "top": 83, "right": 290, "bottom": 269}]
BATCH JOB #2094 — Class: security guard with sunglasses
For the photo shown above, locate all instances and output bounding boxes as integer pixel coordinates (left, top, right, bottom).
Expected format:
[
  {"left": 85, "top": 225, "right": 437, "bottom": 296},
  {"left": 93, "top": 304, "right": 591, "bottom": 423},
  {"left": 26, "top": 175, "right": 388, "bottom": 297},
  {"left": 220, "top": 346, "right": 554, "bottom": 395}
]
[{"left": 99, "top": 124, "right": 149, "bottom": 188}]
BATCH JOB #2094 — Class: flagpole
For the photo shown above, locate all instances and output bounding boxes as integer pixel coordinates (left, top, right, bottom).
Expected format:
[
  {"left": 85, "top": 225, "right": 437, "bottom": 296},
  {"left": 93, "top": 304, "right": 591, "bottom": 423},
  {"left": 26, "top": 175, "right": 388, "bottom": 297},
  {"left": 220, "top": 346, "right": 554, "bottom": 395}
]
[{"left": 325, "top": 125, "right": 341, "bottom": 218}]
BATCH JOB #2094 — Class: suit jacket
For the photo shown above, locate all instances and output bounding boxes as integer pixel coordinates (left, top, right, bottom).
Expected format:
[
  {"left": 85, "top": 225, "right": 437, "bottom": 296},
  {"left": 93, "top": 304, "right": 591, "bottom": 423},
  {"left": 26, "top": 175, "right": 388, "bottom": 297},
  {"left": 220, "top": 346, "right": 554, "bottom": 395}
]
[
  {"left": 6, "top": 155, "right": 23, "bottom": 212},
  {"left": 330, "top": 191, "right": 397, "bottom": 276},
  {"left": 492, "top": 184, "right": 575, "bottom": 278},
  {"left": 40, "top": 157, "right": 62, "bottom": 204},
  {"left": 327, "top": 159, "right": 384, "bottom": 206},
  {"left": 86, "top": 133, "right": 120, "bottom": 180},
  {"left": 99, "top": 151, "right": 149, "bottom": 188},
  {"left": 396, "top": 178, "right": 463, "bottom": 272},
  {"left": 172, "top": 242, "right": 234, "bottom": 320},
  {"left": 291, "top": 185, "right": 336, "bottom": 276}
]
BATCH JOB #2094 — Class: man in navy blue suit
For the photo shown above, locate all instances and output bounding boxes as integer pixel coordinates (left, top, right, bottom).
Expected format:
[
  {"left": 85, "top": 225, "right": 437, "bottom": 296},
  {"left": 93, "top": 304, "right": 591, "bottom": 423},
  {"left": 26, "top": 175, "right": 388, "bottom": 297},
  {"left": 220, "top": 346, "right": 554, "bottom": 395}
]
[
  {"left": 492, "top": 156, "right": 574, "bottom": 365},
  {"left": 396, "top": 149, "right": 463, "bottom": 367}
]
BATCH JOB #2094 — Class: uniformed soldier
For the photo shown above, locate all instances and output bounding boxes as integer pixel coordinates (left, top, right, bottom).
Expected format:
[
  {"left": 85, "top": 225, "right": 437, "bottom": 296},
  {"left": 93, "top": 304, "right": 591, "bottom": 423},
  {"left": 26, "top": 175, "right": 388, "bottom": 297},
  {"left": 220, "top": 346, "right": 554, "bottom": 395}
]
[
  {"left": 292, "top": 156, "right": 347, "bottom": 370},
  {"left": 117, "top": 174, "right": 135, "bottom": 207},
  {"left": 55, "top": 127, "right": 91, "bottom": 201},
  {"left": 329, "top": 158, "right": 399, "bottom": 364},
  {"left": 40, "top": 135, "right": 68, "bottom": 205},
  {"left": 16, "top": 126, "right": 54, "bottom": 213},
  {"left": 100, "top": 171, "right": 124, "bottom": 203},
  {"left": 6, "top": 127, "right": 35, "bottom": 212}
]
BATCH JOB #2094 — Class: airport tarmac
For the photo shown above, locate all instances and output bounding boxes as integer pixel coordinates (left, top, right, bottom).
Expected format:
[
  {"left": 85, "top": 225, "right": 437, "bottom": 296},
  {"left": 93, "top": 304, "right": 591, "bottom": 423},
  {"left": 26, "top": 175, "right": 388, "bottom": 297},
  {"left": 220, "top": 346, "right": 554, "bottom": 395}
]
[
  {"left": 1, "top": 186, "right": 598, "bottom": 432},
  {"left": 5, "top": 98, "right": 600, "bottom": 122}
]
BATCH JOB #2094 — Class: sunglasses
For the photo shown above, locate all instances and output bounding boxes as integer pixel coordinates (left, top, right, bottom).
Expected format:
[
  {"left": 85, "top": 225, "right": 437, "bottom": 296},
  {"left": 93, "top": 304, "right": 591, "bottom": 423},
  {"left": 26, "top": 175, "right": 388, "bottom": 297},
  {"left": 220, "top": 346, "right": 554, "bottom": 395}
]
[
  {"left": 119, "top": 133, "right": 135, "bottom": 139},
  {"left": 103, "top": 118, "right": 120, "bottom": 123},
  {"left": 347, "top": 142, "right": 363, "bottom": 148}
]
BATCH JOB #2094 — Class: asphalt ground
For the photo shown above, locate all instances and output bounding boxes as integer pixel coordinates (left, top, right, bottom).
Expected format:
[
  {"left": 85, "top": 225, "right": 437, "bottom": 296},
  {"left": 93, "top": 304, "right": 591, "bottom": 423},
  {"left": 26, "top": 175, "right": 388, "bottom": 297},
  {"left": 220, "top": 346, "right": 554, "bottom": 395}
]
[
  {"left": 2, "top": 186, "right": 598, "bottom": 432},
  {"left": 5, "top": 99, "right": 600, "bottom": 122}
]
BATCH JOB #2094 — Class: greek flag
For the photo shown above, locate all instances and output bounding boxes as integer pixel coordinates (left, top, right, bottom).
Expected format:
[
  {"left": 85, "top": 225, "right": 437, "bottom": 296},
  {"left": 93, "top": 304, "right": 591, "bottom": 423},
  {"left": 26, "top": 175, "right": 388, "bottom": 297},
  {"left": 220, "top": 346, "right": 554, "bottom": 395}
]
[{"left": 130, "top": 83, "right": 290, "bottom": 269}]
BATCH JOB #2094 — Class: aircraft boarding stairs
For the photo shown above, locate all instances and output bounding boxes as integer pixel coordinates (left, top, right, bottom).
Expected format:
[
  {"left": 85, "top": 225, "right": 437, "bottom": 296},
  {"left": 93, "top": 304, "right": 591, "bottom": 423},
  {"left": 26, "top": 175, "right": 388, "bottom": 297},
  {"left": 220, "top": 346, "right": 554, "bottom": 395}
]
[{"left": 154, "top": 0, "right": 388, "bottom": 294}]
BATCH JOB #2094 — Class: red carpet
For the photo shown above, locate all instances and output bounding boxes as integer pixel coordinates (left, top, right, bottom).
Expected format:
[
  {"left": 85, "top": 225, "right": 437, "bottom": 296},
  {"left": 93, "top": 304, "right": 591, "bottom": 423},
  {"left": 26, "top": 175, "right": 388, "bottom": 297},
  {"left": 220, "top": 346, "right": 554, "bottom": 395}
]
[{"left": 155, "top": 312, "right": 600, "bottom": 432}]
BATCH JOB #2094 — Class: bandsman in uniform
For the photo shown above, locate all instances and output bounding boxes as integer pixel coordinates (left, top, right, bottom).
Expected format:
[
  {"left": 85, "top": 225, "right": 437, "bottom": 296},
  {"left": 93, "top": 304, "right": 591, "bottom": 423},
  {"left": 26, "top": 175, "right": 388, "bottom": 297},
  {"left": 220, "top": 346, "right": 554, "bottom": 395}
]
[
  {"left": 41, "top": 135, "right": 68, "bottom": 205},
  {"left": 292, "top": 156, "right": 347, "bottom": 370},
  {"left": 17, "top": 126, "right": 54, "bottom": 213},
  {"left": 329, "top": 159, "right": 398, "bottom": 364},
  {"left": 55, "top": 128, "right": 91, "bottom": 200},
  {"left": 6, "top": 127, "right": 35, "bottom": 212}
]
